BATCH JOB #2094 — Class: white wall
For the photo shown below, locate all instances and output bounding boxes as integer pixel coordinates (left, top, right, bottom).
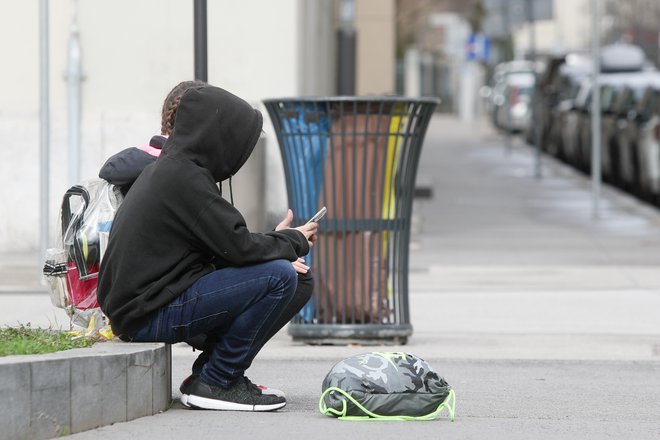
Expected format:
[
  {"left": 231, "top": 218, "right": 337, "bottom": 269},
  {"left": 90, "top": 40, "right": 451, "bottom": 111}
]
[
  {"left": 355, "top": 0, "right": 395, "bottom": 95},
  {"left": 0, "top": 0, "right": 331, "bottom": 252}
]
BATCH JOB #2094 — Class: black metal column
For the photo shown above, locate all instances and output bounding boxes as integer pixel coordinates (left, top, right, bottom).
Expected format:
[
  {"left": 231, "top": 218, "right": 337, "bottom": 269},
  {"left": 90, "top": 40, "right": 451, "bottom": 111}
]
[
  {"left": 194, "top": 0, "right": 208, "bottom": 82},
  {"left": 336, "top": 29, "right": 356, "bottom": 95},
  {"left": 336, "top": 0, "right": 356, "bottom": 95}
]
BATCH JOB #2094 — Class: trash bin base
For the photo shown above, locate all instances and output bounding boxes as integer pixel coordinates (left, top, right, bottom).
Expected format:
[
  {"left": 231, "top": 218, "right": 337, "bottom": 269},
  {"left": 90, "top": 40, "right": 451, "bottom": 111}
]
[{"left": 288, "top": 323, "right": 412, "bottom": 346}]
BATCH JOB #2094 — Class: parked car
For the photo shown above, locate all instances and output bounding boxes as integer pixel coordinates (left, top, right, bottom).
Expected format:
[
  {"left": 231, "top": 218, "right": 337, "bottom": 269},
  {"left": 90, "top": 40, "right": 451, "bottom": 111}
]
[
  {"left": 629, "top": 82, "right": 660, "bottom": 203},
  {"left": 488, "top": 61, "right": 536, "bottom": 133},
  {"left": 607, "top": 73, "right": 660, "bottom": 193},
  {"left": 537, "top": 53, "right": 591, "bottom": 160},
  {"left": 494, "top": 72, "right": 535, "bottom": 132},
  {"left": 576, "top": 73, "right": 651, "bottom": 177},
  {"left": 598, "top": 75, "right": 632, "bottom": 184},
  {"left": 561, "top": 77, "right": 592, "bottom": 173},
  {"left": 515, "top": 42, "right": 660, "bottom": 208}
]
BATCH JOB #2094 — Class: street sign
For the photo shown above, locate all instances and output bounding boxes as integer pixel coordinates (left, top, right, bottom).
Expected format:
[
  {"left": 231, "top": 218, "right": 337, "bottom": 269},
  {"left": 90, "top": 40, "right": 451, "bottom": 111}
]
[{"left": 466, "top": 33, "right": 491, "bottom": 62}]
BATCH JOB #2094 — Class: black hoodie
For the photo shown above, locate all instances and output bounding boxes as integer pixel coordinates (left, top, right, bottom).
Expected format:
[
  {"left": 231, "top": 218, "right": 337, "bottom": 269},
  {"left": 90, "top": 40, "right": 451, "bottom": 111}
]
[{"left": 97, "top": 86, "right": 309, "bottom": 336}]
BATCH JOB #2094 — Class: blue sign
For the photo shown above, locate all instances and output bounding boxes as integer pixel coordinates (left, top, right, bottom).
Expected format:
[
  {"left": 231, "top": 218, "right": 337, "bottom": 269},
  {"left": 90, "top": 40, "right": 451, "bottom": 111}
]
[{"left": 467, "top": 33, "right": 491, "bottom": 62}]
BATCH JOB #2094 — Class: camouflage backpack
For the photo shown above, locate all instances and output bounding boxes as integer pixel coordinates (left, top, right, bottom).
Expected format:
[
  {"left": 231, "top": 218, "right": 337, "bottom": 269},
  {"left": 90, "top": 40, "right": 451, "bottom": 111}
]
[{"left": 319, "top": 352, "right": 456, "bottom": 421}]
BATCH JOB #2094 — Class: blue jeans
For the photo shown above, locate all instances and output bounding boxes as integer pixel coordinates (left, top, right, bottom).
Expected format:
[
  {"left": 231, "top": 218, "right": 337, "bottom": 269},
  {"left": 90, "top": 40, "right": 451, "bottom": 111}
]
[{"left": 124, "top": 259, "right": 309, "bottom": 388}]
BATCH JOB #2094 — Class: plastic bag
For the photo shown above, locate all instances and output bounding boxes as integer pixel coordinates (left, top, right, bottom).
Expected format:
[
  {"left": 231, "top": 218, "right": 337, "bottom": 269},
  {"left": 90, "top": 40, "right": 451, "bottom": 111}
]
[
  {"left": 43, "top": 248, "right": 70, "bottom": 309},
  {"left": 43, "top": 179, "right": 123, "bottom": 337}
]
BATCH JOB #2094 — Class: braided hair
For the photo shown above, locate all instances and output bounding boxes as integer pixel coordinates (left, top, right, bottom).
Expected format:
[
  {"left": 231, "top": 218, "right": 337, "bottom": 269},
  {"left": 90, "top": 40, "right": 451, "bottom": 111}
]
[{"left": 160, "top": 80, "right": 206, "bottom": 135}]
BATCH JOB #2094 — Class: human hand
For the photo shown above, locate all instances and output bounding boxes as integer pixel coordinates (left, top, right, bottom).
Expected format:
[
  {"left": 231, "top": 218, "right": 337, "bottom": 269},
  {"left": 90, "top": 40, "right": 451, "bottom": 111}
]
[
  {"left": 275, "top": 209, "right": 294, "bottom": 231},
  {"left": 291, "top": 258, "right": 309, "bottom": 274},
  {"left": 295, "top": 221, "right": 318, "bottom": 248},
  {"left": 276, "top": 209, "right": 318, "bottom": 248}
]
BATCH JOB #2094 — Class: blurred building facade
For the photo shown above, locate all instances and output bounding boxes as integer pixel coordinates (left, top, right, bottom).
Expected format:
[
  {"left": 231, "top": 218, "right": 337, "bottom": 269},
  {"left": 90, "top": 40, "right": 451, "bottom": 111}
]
[
  {"left": 511, "top": 0, "right": 591, "bottom": 58},
  {"left": 0, "top": 0, "right": 395, "bottom": 252},
  {"left": 604, "top": 0, "right": 660, "bottom": 66},
  {"left": 396, "top": 1, "right": 473, "bottom": 112},
  {"left": 505, "top": 0, "right": 659, "bottom": 69}
]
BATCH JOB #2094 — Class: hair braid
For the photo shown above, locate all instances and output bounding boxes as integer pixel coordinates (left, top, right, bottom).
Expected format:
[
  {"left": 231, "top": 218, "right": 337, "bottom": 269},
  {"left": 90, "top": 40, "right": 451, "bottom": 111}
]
[{"left": 160, "top": 80, "right": 206, "bottom": 135}]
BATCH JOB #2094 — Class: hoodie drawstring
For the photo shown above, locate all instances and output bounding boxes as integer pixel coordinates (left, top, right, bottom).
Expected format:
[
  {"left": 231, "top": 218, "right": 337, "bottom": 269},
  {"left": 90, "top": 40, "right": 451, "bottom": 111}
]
[{"left": 229, "top": 176, "right": 234, "bottom": 206}]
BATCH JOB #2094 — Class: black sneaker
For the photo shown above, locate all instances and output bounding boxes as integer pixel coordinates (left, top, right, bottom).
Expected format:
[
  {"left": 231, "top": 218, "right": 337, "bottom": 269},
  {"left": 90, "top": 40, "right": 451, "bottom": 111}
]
[
  {"left": 180, "top": 374, "right": 285, "bottom": 407},
  {"left": 185, "top": 376, "right": 286, "bottom": 411}
]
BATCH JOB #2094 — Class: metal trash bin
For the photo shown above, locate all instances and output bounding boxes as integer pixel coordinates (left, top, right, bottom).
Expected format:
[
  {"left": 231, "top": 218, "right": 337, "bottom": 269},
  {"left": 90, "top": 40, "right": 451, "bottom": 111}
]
[{"left": 263, "top": 97, "right": 438, "bottom": 344}]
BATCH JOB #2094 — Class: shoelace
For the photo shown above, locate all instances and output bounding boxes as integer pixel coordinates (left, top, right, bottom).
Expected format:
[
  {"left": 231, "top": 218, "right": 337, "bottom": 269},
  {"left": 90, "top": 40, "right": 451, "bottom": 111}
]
[{"left": 241, "top": 376, "right": 264, "bottom": 395}]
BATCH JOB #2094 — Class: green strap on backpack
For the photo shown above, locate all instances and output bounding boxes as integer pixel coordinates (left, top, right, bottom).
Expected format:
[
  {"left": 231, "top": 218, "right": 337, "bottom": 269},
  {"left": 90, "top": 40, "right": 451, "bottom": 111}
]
[{"left": 319, "top": 387, "right": 456, "bottom": 421}]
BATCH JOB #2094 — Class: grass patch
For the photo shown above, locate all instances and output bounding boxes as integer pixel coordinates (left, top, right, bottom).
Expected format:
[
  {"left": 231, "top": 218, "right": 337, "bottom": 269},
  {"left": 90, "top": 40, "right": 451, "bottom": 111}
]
[{"left": 0, "top": 324, "right": 95, "bottom": 357}]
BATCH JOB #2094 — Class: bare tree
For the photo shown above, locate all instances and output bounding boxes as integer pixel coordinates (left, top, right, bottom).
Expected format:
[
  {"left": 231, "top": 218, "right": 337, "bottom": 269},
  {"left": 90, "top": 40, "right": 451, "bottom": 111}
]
[{"left": 396, "top": 0, "right": 483, "bottom": 57}]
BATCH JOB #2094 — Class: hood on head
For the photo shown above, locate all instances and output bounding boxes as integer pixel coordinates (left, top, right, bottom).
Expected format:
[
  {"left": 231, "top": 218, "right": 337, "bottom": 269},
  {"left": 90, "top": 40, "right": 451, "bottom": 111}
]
[{"left": 164, "top": 85, "right": 263, "bottom": 182}]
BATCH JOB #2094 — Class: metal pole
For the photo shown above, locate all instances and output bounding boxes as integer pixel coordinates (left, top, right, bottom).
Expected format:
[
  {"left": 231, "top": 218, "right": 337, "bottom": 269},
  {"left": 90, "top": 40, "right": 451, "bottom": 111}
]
[
  {"left": 194, "top": 0, "right": 208, "bottom": 82},
  {"left": 39, "top": 0, "right": 50, "bottom": 274},
  {"left": 527, "top": 0, "right": 542, "bottom": 178},
  {"left": 591, "top": 0, "right": 601, "bottom": 219},
  {"left": 66, "top": 3, "right": 82, "bottom": 187},
  {"left": 504, "top": 0, "right": 512, "bottom": 155},
  {"left": 337, "top": 0, "right": 356, "bottom": 95}
]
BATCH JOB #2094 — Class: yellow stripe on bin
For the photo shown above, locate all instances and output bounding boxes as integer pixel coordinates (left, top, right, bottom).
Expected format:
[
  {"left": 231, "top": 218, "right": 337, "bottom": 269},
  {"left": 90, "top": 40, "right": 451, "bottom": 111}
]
[{"left": 382, "top": 106, "right": 406, "bottom": 302}]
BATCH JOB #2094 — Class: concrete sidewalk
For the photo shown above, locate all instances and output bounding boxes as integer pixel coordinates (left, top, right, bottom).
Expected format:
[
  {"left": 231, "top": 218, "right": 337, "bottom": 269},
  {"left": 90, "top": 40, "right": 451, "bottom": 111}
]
[{"left": 2, "top": 114, "right": 659, "bottom": 439}]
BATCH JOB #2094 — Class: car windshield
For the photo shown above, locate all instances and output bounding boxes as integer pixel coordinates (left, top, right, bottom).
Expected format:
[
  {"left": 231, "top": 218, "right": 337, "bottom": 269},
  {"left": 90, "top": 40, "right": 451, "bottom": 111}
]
[{"left": 506, "top": 72, "right": 535, "bottom": 86}]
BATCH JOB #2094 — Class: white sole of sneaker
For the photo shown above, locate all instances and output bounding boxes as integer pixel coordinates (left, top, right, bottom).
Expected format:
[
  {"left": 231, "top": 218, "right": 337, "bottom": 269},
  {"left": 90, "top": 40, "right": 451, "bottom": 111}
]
[
  {"left": 180, "top": 389, "right": 284, "bottom": 404},
  {"left": 186, "top": 394, "right": 286, "bottom": 412}
]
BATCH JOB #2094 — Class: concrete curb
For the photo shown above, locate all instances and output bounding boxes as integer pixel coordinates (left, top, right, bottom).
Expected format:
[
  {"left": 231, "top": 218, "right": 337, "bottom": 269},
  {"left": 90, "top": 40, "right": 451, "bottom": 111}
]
[{"left": 0, "top": 341, "right": 171, "bottom": 440}]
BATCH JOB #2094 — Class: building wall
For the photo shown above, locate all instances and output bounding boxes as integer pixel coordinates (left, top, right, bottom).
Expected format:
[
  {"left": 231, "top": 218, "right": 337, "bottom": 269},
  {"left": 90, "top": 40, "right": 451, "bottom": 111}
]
[
  {"left": 298, "top": 1, "right": 337, "bottom": 97},
  {"left": 513, "top": 0, "right": 591, "bottom": 56},
  {"left": 355, "top": 0, "right": 396, "bottom": 95},
  {"left": 0, "top": 0, "right": 325, "bottom": 252}
]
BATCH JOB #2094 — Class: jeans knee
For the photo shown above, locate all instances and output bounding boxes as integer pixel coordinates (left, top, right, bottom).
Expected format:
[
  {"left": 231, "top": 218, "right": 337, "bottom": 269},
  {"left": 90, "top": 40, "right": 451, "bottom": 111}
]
[{"left": 268, "top": 259, "right": 298, "bottom": 294}]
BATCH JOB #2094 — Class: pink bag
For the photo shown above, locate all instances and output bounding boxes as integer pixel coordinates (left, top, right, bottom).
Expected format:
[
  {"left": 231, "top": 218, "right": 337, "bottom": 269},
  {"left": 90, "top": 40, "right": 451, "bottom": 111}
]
[{"left": 65, "top": 262, "right": 100, "bottom": 310}]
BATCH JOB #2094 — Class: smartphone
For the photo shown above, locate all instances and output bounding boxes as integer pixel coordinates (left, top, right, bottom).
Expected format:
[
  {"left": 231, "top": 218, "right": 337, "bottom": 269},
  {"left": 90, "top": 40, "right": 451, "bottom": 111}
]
[{"left": 306, "top": 206, "right": 327, "bottom": 224}]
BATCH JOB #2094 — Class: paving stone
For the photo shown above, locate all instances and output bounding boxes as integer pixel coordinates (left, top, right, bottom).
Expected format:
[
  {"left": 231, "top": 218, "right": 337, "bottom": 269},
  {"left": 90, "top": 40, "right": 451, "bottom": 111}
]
[
  {"left": 0, "top": 362, "right": 30, "bottom": 440},
  {"left": 30, "top": 359, "right": 71, "bottom": 439},
  {"left": 100, "top": 353, "right": 128, "bottom": 425},
  {"left": 152, "top": 345, "right": 172, "bottom": 413},
  {"left": 70, "top": 356, "right": 104, "bottom": 433},
  {"left": 127, "top": 349, "right": 154, "bottom": 419}
]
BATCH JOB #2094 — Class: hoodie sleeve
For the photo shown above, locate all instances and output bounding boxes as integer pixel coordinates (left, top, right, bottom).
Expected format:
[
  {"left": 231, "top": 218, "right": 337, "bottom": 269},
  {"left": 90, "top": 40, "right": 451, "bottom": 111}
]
[
  {"left": 99, "top": 147, "right": 157, "bottom": 187},
  {"left": 190, "top": 195, "right": 309, "bottom": 267}
]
